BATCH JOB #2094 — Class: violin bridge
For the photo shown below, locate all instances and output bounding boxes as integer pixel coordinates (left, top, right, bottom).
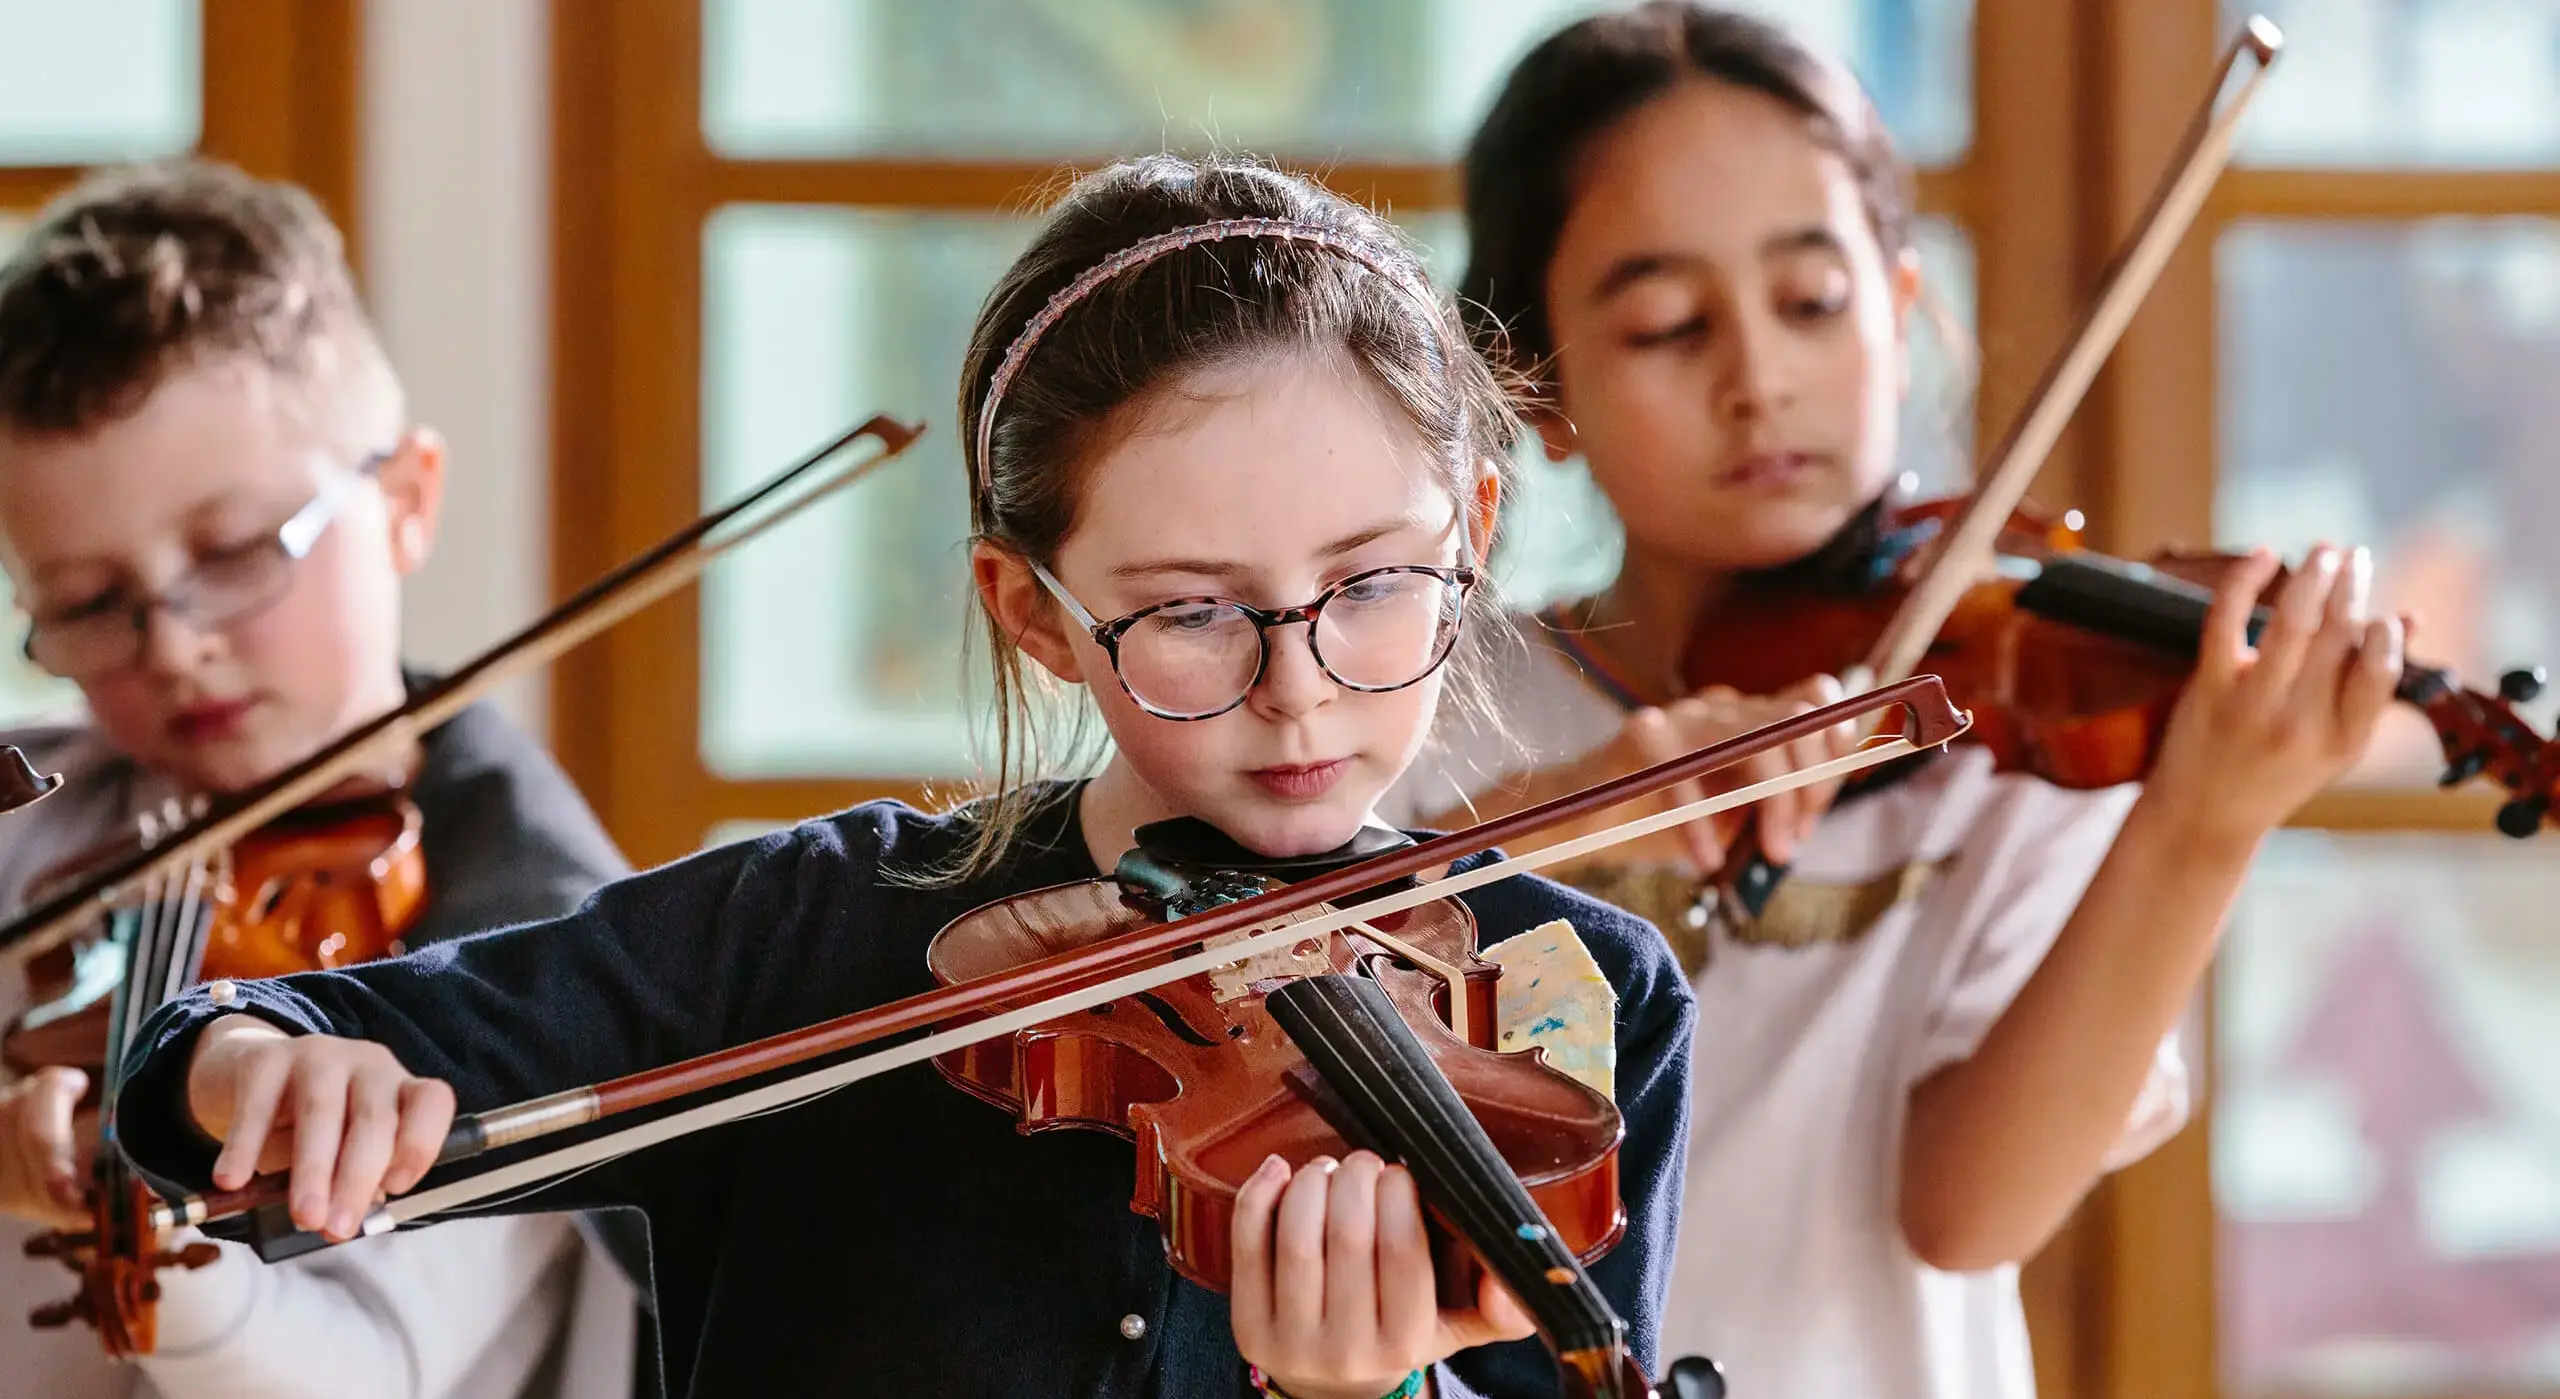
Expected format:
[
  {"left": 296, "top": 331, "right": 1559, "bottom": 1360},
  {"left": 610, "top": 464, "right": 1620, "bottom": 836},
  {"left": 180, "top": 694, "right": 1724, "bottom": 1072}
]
[
  {"left": 1345, "top": 919, "right": 1469, "bottom": 1045},
  {"left": 1203, "top": 906, "right": 1335, "bottom": 1004}
]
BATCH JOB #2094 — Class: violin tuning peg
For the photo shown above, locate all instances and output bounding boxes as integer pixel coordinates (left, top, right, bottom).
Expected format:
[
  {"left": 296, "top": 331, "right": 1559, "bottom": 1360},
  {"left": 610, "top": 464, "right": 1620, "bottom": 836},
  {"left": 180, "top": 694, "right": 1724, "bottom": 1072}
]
[
  {"left": 28, "top": 1293, "right": 90, "bottom": 1329},
  {"left": 2441, "top": 751, "right": 2488, "bottom": 788},
  {"left": 2495, "top": 796, "right": 2547, "bottom": 839},
  {"left": 2499, "top": 666, "right": 2547, "bottom": 704},
  {"left": 1659, "top": 1356, "right": 1729, "bottom": 1399},
  {"left": 23, "top": 1230, "right": 90, "bottom": 1260}
]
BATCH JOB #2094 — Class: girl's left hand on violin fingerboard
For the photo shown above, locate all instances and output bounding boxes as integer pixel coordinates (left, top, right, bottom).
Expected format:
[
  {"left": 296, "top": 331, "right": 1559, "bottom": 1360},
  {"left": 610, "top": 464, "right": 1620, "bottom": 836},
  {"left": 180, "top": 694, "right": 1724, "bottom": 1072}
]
[
  {"left": 1228, "top": 1151, "right": 1534, "bottom": 1399},
  {"left": 2150, "top": 543, "right": 2405, "bottom": 847}
]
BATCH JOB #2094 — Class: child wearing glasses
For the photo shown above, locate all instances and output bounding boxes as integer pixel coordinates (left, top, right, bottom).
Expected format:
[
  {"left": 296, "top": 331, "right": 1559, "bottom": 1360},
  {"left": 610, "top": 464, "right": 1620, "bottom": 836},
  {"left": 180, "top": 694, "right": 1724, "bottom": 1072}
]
[
  {"left": 109, "top": 155, "right": 1697, "bottom": 1399},
  {"left": 0, "top": 161, "right": 648, "bottom": 1399}
]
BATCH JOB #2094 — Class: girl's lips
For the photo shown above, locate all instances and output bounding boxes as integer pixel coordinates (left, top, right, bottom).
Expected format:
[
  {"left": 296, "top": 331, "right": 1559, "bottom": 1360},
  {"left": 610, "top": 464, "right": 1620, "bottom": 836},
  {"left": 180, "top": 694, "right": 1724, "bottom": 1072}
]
[
  {"left": 169, "top": 695, "right": 259, "bottom": 743},
  {"left": 1715, "top": 451, "right": 1817, "bottom": 489},
  {"left": 1247, "top": 759, "right": 1349, "bottom": 802}
]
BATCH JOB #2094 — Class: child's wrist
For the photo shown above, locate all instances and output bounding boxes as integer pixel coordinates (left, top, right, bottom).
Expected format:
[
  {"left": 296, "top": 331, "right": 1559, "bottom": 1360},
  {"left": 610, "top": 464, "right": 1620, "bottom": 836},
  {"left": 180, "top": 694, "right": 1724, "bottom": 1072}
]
[
  {"left": 2123, "top": 781, "right": 2269, "bottom": 870},
  {"left": 187, "top": 1013, "right": 285, "bottom": 1139}
]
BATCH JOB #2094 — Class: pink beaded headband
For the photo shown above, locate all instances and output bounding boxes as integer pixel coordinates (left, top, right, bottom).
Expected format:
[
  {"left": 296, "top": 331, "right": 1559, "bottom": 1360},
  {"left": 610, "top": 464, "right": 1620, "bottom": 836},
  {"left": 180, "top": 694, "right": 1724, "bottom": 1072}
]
[{"left": 972, "top": 217, "right": 1458, "bottom": 502}]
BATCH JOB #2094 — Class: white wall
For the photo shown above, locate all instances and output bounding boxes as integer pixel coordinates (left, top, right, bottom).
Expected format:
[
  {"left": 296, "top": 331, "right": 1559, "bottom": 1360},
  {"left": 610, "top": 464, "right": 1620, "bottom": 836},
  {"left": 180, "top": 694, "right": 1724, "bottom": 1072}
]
[{"left": 363, "top": 0, "right": 552, "bottom": 734}]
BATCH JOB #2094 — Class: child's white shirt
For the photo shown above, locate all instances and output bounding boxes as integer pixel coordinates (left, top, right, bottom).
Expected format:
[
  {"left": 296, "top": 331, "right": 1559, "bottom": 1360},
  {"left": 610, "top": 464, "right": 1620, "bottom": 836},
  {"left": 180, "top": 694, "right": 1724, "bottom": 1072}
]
[{"left": 1382, "top": 619, "right": 2189, "bottom": 1399}]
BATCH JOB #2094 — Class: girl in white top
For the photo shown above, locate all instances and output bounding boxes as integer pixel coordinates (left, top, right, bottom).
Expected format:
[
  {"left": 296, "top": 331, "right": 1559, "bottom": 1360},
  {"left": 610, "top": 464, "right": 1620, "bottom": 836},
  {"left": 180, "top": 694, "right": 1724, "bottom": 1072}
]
[{"left": 1383, "top": 6, "right": 2406, "bottom": 1397}]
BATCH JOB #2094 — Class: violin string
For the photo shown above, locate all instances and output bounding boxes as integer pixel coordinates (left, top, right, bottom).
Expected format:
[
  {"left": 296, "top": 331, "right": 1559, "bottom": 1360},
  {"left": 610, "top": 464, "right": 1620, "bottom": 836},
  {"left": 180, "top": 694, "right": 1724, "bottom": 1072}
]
[
  {"left": 1279, "top": 978, "right": 1616, "bottom": 1353},
  {"left": 1283, "top": 983, "right": 1546, "bottom": 1304},
  {"left": 205, "top": 738, "right": 1922, "bottom": 1236}
]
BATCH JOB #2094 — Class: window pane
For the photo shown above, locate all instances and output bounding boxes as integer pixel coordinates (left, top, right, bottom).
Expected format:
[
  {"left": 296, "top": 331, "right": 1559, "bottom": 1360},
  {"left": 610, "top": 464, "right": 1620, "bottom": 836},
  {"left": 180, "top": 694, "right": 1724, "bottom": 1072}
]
[
  {"left": 699, "top": 207, "right": 1026, "bottom": 779},
  {"left": 703, "top": 0, "right": 1970, "bottom": 165},
  {"left": 2216, "top": 831, "right": 2560, "bottom": 1395},
  {"left": 0, "top": 0, "right": 199, "bottom": 163},
  {"left": 2216, "top": 221, "right": 2560, "bottom": 790},
  {"left": 2230, "top": 0, "right": 2560, "bottom": 167},
  {"left": 0, "top": 215, "right": 91, "bottom": 728}
]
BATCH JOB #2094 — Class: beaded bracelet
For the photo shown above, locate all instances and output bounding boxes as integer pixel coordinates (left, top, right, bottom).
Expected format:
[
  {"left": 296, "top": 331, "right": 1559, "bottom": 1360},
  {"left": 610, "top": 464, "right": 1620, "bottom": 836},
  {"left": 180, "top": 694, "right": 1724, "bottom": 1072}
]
[{"left": 1248, "top": 1365, "right": 1426, "bottom": 1399}]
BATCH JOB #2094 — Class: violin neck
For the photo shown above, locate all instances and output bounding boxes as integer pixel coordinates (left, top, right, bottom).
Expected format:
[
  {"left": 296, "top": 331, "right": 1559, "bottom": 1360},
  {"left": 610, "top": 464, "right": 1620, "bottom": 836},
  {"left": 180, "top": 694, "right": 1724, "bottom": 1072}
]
[
  {"left": 100, "top": 882, "right": 216, "bottom": 1111},
  {"left": 1262, "top": 974, "right": 1635, "bottom": 1392},
  {"left": 2012, "top": 554, "right": 2430, "bottom": 695}
]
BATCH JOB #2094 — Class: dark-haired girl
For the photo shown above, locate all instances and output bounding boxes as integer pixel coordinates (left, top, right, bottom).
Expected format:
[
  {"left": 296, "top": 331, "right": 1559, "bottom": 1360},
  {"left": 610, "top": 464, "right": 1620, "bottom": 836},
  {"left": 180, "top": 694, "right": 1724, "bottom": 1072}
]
[
  {"left": 1384, "top": 6, "right": 2400, "bottom": 1395},
  {"left": 106, "top": 155, "right": 1696, "bottom": 1399}
]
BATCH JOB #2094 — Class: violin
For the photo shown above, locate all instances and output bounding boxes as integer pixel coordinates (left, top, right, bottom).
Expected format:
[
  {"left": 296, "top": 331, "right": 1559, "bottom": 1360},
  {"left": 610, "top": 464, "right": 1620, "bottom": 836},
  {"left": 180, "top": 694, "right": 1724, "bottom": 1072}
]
[
  {"left": 1681, "top": 495, "right": 2559, "bottom": 821},
  {"left": 157, "top": 675, "right": 1971, "bottom": 1399},
  {"left": 0, "top": 412, "right": 924, "bottom": 1356},
  {"left": 6, "top": 783, "right": 426, "bottom": 1081},
  {"left": 4, "top": 775, "right": 425, "bottom": 1354},
  {"left": 1664, "top": 17, "right": 2552, "bottom": 936},
  {"left": 928, "top": 818, "right": 1626, "bottom": 1311}
]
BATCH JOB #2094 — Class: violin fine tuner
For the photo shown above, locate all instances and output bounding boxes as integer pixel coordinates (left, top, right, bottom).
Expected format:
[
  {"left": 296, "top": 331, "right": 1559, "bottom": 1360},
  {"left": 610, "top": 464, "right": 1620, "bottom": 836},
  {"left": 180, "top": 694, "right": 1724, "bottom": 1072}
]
[{"left": 0, "top": 744, "right": 61, "bottom": 816}]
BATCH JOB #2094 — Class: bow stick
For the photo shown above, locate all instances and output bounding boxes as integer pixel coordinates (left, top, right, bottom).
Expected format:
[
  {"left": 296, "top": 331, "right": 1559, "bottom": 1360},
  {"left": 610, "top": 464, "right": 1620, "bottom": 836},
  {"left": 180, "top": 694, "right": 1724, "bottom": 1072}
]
[
  {"left": 156, "top": 676, "right": 1970, "bottom": 1240},
  {"left": 0, "top": 415, "right": 925, "bottom": 966}
]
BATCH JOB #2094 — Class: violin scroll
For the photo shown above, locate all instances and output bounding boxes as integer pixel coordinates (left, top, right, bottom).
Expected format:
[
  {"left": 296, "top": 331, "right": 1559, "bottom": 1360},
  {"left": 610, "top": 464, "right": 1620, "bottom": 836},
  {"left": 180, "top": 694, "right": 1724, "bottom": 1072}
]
[
  {"left": 25, "top": 1167, "right": 220, "bottom": 1357},
  {"left": 0, "top": 745, "right": 61, "bottom": 816}
]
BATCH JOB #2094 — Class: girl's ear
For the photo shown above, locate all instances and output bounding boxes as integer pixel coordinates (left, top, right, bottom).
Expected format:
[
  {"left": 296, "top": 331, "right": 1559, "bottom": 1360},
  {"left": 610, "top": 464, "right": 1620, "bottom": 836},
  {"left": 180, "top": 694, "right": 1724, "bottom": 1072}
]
[
  {"left": 1468, "top": 457, "right": 1503, "bottom": 561},
  {"left": 378, "top": 425, "right": 448, "bottom": 574},
  {"left": 973, "top": 542, "right": 1087, "bottom": 685}
]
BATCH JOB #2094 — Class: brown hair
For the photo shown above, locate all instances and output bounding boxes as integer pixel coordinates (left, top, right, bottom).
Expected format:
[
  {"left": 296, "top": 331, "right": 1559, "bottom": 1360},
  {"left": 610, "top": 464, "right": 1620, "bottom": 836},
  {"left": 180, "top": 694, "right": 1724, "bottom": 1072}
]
[
  {"left": 0, "top": 158, "right": 400, "bottom": 452},
  {"left": 939, "top": 153, "right": 1524, "bottom": 880},
  {"left": 1459, "top": 2, "right": 1918, "bottom": 392}
]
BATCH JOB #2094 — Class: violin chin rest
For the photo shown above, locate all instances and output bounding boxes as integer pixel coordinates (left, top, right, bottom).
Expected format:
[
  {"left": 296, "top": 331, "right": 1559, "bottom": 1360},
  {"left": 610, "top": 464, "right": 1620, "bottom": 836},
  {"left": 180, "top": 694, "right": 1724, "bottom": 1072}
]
[{"left": 1660, "top": 1355, "right": 1728, "bottom": 1399}]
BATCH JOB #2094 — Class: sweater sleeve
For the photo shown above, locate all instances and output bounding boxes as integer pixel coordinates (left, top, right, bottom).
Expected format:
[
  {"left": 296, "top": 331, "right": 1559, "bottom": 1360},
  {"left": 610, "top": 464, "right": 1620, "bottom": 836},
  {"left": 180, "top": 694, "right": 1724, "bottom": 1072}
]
[
  {"left": 112, "top": 811, "right": 897, "bottom": 1206},
  {"left": 1439, "top": 874, "right": 1697, "bottom": 1394}
]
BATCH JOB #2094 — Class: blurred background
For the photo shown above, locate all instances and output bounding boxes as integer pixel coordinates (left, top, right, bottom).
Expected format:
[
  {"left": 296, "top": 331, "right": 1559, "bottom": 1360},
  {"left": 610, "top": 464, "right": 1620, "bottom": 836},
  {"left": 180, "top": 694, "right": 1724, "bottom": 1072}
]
[{"left": 4, "top": 1, "right": 2559, "bottom": 1395}]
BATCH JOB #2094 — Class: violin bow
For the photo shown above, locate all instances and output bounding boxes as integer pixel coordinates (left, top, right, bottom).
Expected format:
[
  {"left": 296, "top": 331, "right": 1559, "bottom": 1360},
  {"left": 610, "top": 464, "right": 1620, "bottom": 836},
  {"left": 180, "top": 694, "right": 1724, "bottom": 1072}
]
[
  {"left": 1863, "top": 16, "right": 2282, "bottom": 683},
  {"left": 0, "top": 415, "right": 926, "bottom": 966},
  {"left": 1697, "top": 16, "right": 2282, "bottom": 932},
  {"left": 155, "top": 677, "right": 1970, "bottom": 1242}
]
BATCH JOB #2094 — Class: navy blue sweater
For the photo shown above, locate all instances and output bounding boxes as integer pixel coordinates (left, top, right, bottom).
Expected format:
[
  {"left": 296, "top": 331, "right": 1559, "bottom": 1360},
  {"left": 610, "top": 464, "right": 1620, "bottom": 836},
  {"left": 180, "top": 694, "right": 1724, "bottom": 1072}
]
[{"left": 118, "top": 789, "right": 1694, "bottom": 1399}]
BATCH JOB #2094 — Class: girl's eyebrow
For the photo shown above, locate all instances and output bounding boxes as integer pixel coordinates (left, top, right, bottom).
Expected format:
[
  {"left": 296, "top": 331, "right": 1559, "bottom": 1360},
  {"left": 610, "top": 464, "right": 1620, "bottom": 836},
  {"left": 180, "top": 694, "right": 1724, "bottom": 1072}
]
[
  {"left": 1105, "top": 518, "right": 1430, "bottom": 584},
  {"left": 1590, "top": 226, "right": 1845, "bottom": 303}
]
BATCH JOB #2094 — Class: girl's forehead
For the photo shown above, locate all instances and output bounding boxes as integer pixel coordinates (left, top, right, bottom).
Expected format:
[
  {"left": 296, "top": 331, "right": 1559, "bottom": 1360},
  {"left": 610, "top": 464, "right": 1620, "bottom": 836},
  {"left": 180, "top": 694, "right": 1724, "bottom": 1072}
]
[
  {"left": 1064, "top": 352, "right": 1455, "bottom": 566},
  {"left": 1566, "top": 82, "right": 1864, "bottom": 257}
]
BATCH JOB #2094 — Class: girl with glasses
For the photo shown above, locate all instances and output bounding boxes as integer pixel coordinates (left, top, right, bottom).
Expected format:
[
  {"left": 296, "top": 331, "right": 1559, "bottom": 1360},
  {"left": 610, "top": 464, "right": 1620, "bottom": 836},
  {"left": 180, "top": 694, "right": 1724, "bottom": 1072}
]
[{"left": 110, "top": 154, "right": 1698, "bottom": 1399}]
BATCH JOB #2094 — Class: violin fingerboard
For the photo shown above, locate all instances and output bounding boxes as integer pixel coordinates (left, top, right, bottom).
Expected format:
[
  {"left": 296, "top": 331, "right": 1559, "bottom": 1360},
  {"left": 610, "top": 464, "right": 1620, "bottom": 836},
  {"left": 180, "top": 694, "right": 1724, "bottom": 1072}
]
[{"left": 1264, "top": 973, "right": 1627, "bottom": 1365}]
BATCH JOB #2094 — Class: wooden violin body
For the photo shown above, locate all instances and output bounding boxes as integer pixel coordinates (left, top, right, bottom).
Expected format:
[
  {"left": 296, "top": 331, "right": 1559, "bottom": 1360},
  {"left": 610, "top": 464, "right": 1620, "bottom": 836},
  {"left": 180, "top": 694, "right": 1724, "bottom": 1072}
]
[
  {"left": 4, "top": 790, "right": 425, "bottom": 1078},
  {"left": 1685, "top": 498, "right": 2249, "bottom": 789},
  {"left": 3, "top": 786, "right": 427, "bottom": 1355},
  {"left": 1684, "top": 494, "right": 2560, "bottom": 835},
  {"left": 926, "top": 864, "right": 1626, "bottom": 1305}
]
